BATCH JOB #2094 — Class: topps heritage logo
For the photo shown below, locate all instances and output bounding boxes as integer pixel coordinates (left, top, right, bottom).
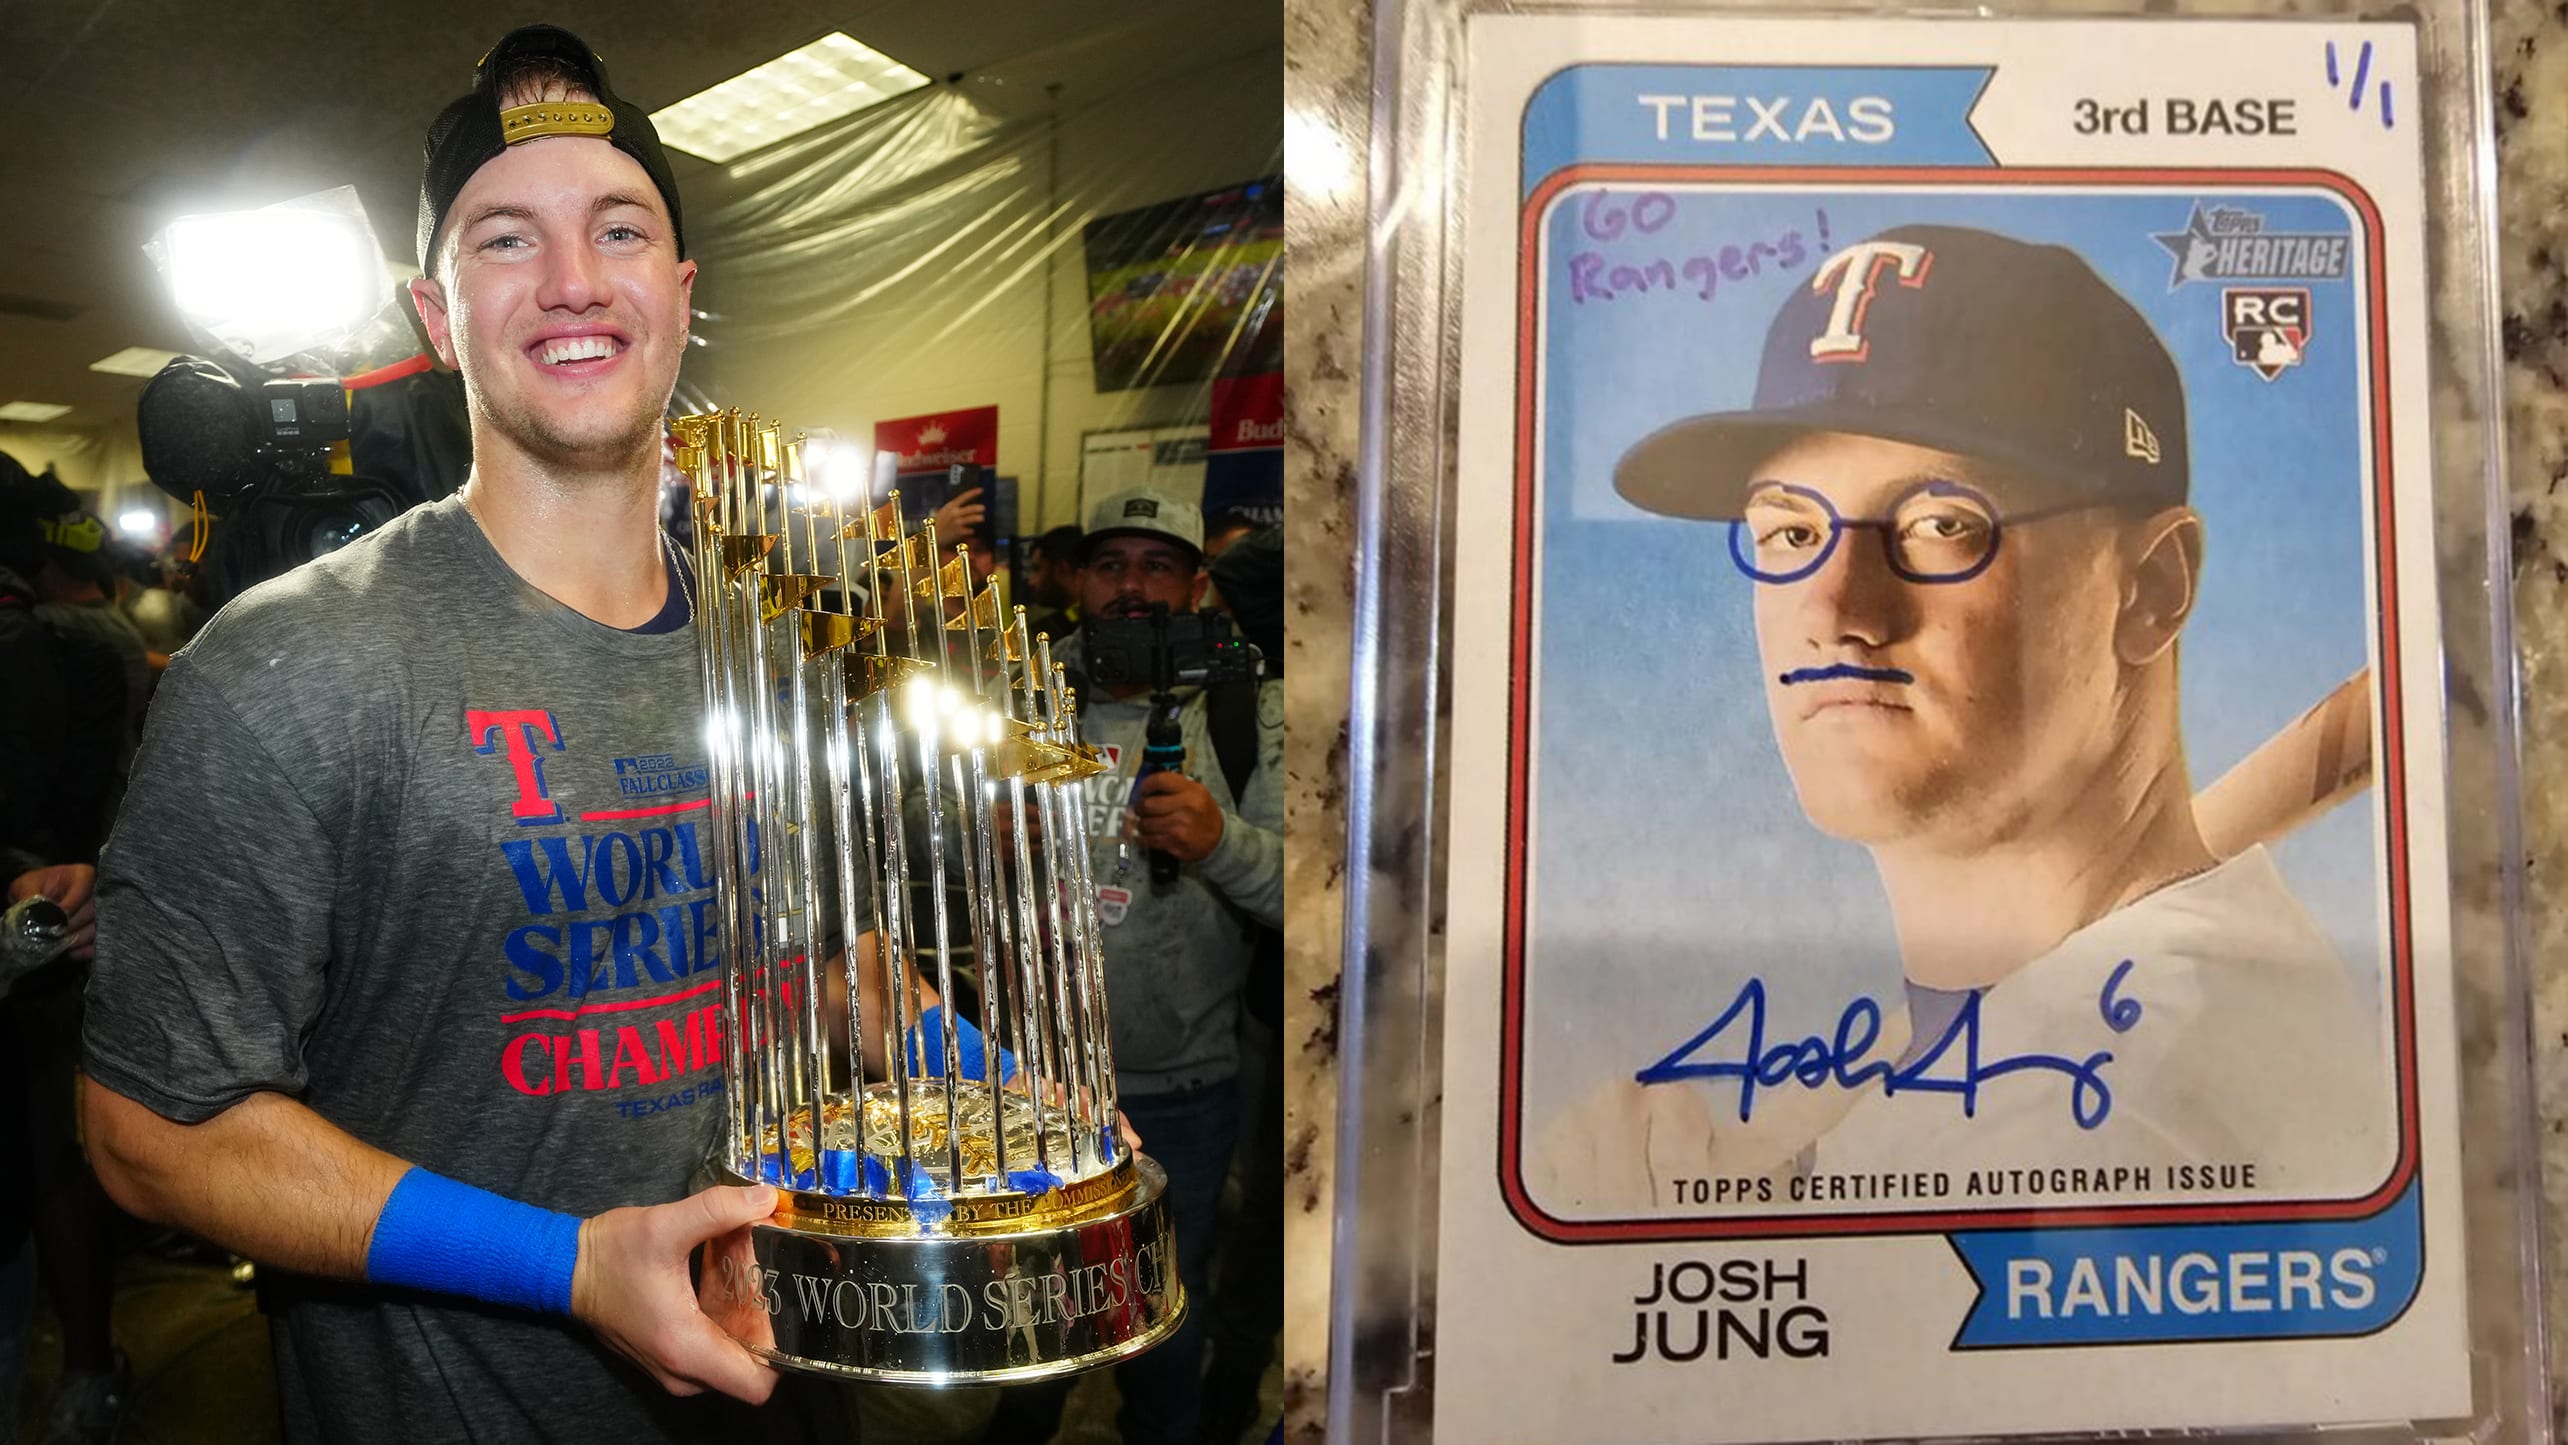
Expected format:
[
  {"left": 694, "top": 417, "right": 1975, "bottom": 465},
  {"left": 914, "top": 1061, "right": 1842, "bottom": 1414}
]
[
  {"left": 2152, "top": 204, "right": 2349, "bottom": 289},
  {"left": 2223, "top": 289, "right": 2311, "bottom": 381}
]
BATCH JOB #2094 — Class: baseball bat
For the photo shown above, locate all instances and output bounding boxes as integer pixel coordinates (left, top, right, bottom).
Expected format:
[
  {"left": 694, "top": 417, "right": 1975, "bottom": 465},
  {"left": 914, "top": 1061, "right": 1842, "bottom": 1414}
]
[{"left": 2192, "top": 668, "right": 2373, "bottom": 860}]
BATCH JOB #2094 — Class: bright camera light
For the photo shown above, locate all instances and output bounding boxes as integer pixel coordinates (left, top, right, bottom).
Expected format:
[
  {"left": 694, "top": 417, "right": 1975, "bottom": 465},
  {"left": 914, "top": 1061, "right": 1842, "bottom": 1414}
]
[
  {"left": 167, "top": 213, "right": 376, "bottom": 333},
  {"left": 118, "top": 508, "right": 161, "bottom": 537},
  {"left": 150, "top": 187, "right": 390, "bottom": 364}
]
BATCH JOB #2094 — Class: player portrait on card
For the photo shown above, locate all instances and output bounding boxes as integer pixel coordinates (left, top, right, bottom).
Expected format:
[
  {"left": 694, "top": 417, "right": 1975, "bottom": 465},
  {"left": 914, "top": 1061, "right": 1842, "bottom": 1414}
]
[{"left": 1523, "top": 202, "right": 2396, "bottom": 1215}]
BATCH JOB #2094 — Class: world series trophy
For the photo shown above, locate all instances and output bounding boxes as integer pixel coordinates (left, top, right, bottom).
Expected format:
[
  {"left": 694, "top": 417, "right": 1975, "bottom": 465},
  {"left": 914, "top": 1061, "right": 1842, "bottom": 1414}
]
[{"left": 675, "top": 411, "right": 1182, "bottom": 1382}]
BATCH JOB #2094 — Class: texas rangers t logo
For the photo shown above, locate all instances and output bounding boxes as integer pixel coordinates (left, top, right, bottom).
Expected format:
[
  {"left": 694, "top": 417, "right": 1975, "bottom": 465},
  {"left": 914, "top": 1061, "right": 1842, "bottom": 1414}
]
[
  {"left": 469, "top": 708, "right": 568, "bottom": 825},
  {"left": 1807, "top": 239, "right": 1932, "bottom": 363}
]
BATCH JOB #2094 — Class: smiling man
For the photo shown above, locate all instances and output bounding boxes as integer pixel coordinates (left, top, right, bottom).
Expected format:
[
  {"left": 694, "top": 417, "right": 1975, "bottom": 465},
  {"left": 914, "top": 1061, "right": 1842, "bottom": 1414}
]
[
  {"left": 80, "top": 27, "right": 813, "bottom": 1443},
  {"left": 1534, "top": 224, "right": 2383, "bottom": 1210}
]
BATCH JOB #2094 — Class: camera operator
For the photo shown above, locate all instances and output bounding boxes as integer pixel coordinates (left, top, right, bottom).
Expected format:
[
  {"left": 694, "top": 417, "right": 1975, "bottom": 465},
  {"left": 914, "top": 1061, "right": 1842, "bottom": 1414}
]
[{"left": 979, "top": 486, "right": 1279, "bottom": 1445}]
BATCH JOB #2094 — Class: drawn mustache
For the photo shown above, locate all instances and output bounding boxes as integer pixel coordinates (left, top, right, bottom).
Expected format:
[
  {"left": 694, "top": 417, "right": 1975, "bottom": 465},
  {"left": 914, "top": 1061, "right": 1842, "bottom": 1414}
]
[{"left": 1778, "top": 663, "right": 1914, "bottom": 686}]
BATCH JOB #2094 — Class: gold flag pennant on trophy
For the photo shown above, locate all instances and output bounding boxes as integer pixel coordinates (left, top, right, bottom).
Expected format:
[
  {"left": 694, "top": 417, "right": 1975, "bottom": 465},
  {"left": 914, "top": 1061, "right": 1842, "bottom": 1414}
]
[
  {"left": 916, "top": 552, "right": 968, "bottom": 601},
  {"left": 888, "top": 531, "right": 930, "bottom": 576},
  {"left": 947, "top": 577, "right": 1002, "bottom": 632},
  {"left": 851, "top": 497, "right": 900, "bottom": 546}
]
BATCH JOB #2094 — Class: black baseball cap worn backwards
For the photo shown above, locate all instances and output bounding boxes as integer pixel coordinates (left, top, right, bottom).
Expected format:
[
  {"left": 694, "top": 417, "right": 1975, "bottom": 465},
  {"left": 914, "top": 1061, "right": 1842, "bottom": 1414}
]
[
  {"left": 416, "top": 24, "right": 687, "bottom": 276},
  {"left": 1614, "top": 225, "right": 2189, "bottom": 521}
]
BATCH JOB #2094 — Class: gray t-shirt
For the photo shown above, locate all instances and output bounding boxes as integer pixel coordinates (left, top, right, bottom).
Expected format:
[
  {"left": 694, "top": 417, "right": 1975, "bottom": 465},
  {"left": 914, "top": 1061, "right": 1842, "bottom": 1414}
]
[{"left": 86, "top": 497, "right": 756, "bottom": 1442}]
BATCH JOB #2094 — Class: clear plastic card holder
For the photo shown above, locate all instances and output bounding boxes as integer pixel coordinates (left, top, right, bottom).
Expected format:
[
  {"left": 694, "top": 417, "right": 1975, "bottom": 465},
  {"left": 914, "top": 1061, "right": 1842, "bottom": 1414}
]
[{"left": 1335, "top": 2, "right": 2542, "bottom": 1442}]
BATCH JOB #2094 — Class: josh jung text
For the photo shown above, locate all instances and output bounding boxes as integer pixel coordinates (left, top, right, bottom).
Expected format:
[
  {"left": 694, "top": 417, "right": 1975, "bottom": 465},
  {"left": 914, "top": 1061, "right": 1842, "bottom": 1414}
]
[{"left": 1612, "top": 1258, "right": 1829, "bottom": 1365}]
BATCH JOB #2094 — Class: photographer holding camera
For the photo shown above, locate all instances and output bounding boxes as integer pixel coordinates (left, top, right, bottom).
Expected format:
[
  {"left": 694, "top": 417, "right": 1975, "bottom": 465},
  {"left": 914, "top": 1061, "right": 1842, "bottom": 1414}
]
[{"left": 979, "top": 485, "right": 1280, "bottom": 1445}]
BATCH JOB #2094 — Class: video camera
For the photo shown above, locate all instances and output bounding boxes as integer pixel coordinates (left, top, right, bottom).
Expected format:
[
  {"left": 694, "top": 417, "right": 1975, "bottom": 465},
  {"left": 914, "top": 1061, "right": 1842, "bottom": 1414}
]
[
  {"left": 136, "top": 356, "right": 467, "bottom": 608},
  {"left": 1082, "top": 605, "right": 1263, "bottom": 693}
]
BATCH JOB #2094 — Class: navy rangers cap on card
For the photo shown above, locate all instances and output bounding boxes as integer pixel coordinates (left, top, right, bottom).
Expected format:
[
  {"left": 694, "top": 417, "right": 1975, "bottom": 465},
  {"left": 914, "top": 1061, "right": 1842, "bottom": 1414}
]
[{"left": 1614, "top": 225, "right": 2190, "bottom": 520}]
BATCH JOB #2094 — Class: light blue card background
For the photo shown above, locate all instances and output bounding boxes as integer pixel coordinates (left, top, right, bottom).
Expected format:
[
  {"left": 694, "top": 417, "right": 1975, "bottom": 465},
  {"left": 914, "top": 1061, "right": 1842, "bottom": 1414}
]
[{"left": 1520, "top": 186, "right": 2384, "bottom": 1112}]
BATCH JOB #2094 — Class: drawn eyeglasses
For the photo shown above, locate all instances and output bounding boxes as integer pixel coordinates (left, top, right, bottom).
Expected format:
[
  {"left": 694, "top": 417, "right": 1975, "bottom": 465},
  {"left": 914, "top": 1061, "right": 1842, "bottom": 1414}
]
[{"left": 1729, "top": 479, "right": 2097, "bottom": 586}]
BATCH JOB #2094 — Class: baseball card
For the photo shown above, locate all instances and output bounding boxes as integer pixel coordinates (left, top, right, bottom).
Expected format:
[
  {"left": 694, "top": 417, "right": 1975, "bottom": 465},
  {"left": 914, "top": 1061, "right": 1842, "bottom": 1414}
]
[{"left": 1429, "top": 14, "right": 2474, "bottom": 1441}]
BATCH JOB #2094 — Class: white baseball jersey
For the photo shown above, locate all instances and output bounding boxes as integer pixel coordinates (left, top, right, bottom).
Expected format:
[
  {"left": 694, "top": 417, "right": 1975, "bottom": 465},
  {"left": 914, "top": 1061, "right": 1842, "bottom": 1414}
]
[{"left": 1813, "top": 845, "right": 2391, "bottom": 1199}]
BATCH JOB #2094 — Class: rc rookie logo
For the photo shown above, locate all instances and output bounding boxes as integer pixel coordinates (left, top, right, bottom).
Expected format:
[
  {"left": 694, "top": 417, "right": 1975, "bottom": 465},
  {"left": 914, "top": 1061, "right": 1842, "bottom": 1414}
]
[{"left": 2223, "top": 288, "right": 2311, "bottom": 381}]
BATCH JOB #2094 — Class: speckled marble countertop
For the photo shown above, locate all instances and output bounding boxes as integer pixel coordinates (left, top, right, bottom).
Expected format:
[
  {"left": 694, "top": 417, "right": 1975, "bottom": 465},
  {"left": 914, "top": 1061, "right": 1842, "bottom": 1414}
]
[
  {"left": 1280, "top": 0, "right": 1362, "bottom": 1424},
  {"left": 2500, "top": 0, "right": 2568, "bottom": 1430},
  {"left": 1286, "top": 0, "right": 2568, "bottom": 1437}
]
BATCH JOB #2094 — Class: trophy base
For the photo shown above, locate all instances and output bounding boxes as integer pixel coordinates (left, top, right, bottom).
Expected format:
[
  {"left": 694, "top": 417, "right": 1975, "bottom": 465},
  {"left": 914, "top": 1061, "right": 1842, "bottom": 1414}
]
[{"left": 697, "top": 1153, "right": 1185, "bottom": 1384}]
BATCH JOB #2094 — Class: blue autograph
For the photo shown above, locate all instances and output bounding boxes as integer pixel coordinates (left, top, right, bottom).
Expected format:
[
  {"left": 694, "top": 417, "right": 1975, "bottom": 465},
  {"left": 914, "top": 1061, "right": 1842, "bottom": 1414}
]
[{"left": 1634, "top": 960, "right": 2143, "bottom": 1130}]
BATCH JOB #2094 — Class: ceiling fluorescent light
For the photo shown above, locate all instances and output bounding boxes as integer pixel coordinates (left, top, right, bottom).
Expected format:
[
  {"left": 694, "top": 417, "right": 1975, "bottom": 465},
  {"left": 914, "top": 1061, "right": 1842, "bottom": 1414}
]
[
  {"left": 652, "top": 32, "right": 931, "bottom": 163},
  {"left": 90, "top": 346, "right": 183, "bottom": 378},
  {"left": 0, "top": 402, "right": 73, "bottom": 423}
]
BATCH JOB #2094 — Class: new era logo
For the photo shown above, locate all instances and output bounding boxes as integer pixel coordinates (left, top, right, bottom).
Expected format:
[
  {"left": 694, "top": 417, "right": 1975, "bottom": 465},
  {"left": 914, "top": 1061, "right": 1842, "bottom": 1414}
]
[
  {"left": 2123, "top": 408, "right": 2162, "bottom": 465},
  {"left": 1123, "top": 499, "right": 1160, "bottom": 518}
]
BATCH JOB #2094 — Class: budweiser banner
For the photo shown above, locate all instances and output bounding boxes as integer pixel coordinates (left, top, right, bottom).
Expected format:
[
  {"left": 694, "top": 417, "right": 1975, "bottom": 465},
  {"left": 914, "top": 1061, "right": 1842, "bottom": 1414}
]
[
  {"left": 1202, "top": 371, "right": 1282, "bottom": 524},
  {"left": 875, "top": 405, "right": 998, "bottom": 476}
]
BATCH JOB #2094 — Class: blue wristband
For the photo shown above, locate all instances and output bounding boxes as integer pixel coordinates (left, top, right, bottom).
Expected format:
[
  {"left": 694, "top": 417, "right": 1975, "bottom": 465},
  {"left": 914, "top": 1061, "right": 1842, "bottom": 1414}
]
[
  {"left": 907, "top": 1005, "right": 1019, "bottom": 1085},
  {"left": 365, "top": 1168, "right": 583, "bottom": 1316}
]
